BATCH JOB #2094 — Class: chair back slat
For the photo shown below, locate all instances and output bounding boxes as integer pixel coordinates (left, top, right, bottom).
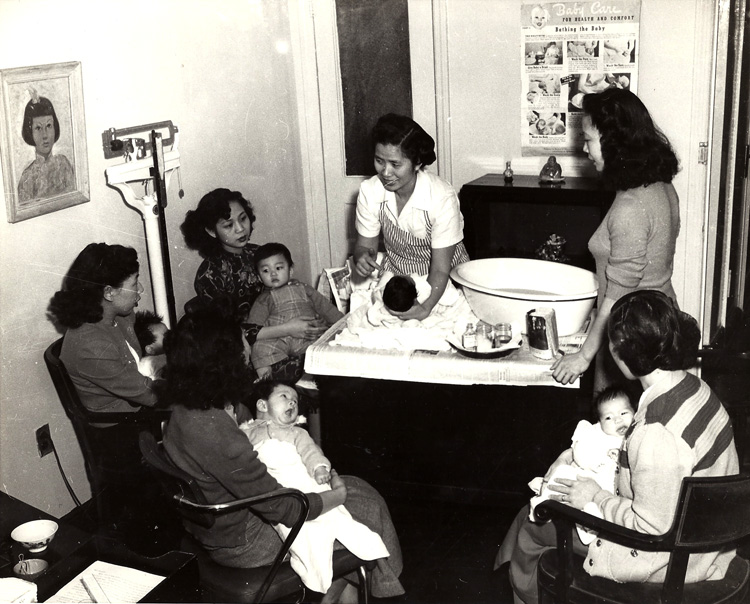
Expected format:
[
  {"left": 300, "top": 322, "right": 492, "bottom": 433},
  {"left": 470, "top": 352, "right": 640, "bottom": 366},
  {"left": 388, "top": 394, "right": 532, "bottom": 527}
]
[
  {"left": 676, "top": 474, "right": 750, "bottom": 548},
  {"left": 138, "top": 431, "right": 216, "bottom": 529},
  {"left": 44, "top": 338, "right": 90, "bottom": 422},
  {"left": 45, "top": 338, "right": 106, "bottom": 486}
]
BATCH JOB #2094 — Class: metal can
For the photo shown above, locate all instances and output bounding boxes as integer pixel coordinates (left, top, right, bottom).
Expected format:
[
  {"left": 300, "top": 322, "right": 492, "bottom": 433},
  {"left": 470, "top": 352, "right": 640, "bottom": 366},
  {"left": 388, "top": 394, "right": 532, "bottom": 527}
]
[{"left": 526, "top": 308, "right": 559, "bottom": 359}]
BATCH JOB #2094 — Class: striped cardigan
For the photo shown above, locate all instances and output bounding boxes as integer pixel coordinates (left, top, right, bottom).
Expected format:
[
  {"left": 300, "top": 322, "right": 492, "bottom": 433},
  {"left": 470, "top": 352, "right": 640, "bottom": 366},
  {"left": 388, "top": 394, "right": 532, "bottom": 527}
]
[{"left": 585, "top": 371, "right": 739, "bottom": 583}]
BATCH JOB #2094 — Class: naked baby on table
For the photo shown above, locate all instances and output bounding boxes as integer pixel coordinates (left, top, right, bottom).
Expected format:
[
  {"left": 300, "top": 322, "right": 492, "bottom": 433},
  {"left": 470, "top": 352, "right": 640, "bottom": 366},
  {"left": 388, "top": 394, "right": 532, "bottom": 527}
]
[{"left": 334, "top": 270, "right": 474, "bottom": 351}]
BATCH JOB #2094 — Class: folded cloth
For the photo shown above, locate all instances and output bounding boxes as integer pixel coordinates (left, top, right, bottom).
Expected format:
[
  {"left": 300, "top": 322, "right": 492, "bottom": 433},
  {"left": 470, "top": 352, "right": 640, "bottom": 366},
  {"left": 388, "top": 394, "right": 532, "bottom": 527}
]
[
  {"left": 254, "top": 438, "right": 389, "bottom": 593},
  {"left": 528, "top": 465, "right": 610, "bottom": 545}
]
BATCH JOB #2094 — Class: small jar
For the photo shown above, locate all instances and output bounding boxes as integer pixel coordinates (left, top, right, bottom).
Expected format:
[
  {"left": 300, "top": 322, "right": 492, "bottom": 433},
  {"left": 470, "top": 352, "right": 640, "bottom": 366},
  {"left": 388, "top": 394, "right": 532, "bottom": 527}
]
[
  {"left": 462, "top": 322, "right": 477, "bottom": 351},
  {"left": 493, "top": 323, "right": 512, "bottom": 346},
  {"left": 476, "top": 323, "right": 494, "bottom": 352}
]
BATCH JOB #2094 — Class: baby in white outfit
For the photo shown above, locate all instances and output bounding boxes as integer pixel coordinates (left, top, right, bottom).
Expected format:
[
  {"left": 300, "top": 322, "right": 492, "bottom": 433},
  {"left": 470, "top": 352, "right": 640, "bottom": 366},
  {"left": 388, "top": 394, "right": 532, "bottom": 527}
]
[
  {"left": 528, "top": 386, "right": 635, "bottom": 544},
  {"left": 239, "top": 381, "right": 388, "bottom": 594}
]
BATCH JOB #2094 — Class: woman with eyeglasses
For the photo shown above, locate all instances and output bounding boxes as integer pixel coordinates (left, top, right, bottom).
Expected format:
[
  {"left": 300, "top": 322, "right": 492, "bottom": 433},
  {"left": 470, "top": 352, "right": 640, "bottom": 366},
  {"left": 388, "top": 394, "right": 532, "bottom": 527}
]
[{"left": 49, "top": 242, "right": 163, "bottom": 413}]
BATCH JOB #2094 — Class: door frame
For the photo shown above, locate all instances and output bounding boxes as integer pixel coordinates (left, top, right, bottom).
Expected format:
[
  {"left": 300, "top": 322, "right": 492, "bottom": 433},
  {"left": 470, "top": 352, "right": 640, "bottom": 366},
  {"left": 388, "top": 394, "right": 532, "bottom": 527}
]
[
  {"left": 288, "top": 0, "right": 332, "bottom": 279},
  {"left": 289, "top": 0, "right": 444, "bottom": 279},
  {"left": 702, "top": 0, "right": 748, "bottom": 341}
]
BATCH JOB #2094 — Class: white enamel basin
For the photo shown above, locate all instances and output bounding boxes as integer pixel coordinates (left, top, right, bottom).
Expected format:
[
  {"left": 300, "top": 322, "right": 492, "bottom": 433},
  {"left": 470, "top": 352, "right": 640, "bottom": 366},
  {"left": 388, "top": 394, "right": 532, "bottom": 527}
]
[{"left": 450, "top": 258, "right": 598, "bottom": 336}]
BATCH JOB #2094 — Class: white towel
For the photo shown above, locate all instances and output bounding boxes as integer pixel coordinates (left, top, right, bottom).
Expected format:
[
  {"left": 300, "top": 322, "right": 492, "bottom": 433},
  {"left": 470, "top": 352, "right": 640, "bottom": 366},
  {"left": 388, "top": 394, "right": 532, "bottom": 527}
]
[
  {"left": 256, "top": 439, "right": 389, "bottom": 593},
  {"left": 332, "top": 274, "right": 475, "bottom": 352}
]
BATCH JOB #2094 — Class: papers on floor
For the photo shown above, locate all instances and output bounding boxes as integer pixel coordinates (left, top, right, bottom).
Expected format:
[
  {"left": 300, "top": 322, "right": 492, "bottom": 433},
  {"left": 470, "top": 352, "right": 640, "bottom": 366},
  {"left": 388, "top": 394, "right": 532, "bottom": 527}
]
[
  {"left": 46, "top": 560, "right": 164, "bottom": 603},
  {"left": 0, "top": 577, "right": 37, "bottom": 603}
]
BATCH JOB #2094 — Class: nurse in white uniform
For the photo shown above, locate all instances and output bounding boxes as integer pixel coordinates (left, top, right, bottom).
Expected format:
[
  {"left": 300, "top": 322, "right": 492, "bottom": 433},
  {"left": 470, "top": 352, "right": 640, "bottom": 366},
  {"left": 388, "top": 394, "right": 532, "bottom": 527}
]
[{"left": 353, "top": 113, "right": 470, "bottom": 321}]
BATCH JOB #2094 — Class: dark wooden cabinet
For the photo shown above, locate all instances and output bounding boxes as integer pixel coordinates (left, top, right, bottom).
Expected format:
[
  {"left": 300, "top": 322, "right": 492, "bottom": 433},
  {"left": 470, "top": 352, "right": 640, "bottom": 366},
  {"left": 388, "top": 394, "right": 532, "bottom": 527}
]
[{"left": 460, "top": 173, "right": 615, "bottom": 272}]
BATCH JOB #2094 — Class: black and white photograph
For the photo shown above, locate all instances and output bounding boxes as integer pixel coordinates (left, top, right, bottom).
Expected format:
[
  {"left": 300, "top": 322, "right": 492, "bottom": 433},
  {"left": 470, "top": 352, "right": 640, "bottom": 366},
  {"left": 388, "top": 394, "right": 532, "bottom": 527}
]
[{"left": 0, "top": 1, "right": 747, "bottom": 603}]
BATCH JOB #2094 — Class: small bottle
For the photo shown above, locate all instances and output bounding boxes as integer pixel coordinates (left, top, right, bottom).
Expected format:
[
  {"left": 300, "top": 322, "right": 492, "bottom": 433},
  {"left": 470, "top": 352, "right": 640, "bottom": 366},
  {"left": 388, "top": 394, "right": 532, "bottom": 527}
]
[
  {"left": 504, "top": 161, "right": 514, "bottom": 183},
  {"left": 462, "top": 322, "right": 477, "bottom": 351}
]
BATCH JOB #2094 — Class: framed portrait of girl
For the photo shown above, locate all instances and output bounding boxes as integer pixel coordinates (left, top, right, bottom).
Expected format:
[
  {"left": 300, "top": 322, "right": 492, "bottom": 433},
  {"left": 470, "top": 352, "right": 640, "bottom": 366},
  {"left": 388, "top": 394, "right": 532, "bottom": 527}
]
[{"left": 0, "top": 61, "right": 89, "bottom": 223}]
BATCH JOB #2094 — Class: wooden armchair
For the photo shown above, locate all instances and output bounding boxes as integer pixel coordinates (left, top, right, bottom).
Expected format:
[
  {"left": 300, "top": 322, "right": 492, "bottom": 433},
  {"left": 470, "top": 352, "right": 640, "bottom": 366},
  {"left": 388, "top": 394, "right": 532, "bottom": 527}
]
[{"left": 535, "top": 474, "right": 750, "bottom": 604}]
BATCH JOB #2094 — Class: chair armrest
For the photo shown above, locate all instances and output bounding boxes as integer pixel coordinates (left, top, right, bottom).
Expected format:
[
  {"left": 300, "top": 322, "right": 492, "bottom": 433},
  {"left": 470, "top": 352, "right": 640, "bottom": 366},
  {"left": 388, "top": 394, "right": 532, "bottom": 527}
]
[
  {"left": 535, "top": 500, "right": 675, "bottom": 551},
  {"left": 176, "top": 488, "right": 310, "bottom": 604},
  {"left": 175, "top": 487, "right": 310, "bottom": 518}
]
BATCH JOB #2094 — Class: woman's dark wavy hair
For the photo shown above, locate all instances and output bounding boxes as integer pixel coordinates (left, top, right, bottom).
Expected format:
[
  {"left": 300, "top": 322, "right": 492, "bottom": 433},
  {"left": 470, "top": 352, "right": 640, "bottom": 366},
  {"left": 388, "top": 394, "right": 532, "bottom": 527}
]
[
  {"left": 181, "top": 188, "right": 256, "bottom": 258},
  {"left": 608, "top": 290, "right": 700, "bottom": 377},
  {"left": 48, "top": 243, "right": 139, "bottom": 328},
  {"left": 22, "top": 95, "right": 60, "bottom": 147},
  {"left": 371, "top": 113, "right": 437, "bottom": 168},
  {"left": 582, "top": 88, "right": 679, "bottom": 190},
  {"left": 157, "top": 296, "right": 253, "bottom": 410}
]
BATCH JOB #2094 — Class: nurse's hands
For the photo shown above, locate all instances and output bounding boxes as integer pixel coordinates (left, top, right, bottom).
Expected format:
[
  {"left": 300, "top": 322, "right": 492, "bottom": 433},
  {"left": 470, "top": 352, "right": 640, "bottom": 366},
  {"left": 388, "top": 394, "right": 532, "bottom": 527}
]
[
  {"left": 550, "top": 351, "right": 590, "bottom": 384},
  {"left": 354, "top": 247, "right": 382, "bottom": 278}
]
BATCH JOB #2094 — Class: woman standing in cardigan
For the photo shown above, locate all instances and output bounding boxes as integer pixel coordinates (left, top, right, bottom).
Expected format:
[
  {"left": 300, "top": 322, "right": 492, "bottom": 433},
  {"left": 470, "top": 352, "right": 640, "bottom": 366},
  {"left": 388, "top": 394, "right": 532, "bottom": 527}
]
[{"left": 551, "top": 88, "right": 680, "bottom": 394}]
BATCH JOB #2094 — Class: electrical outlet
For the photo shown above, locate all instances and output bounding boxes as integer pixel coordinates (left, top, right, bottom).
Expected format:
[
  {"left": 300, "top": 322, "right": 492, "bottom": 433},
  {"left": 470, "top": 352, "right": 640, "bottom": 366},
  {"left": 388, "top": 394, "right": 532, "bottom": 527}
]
[{"left": 36, "top": 424, "right": 53, "bottom": 457}]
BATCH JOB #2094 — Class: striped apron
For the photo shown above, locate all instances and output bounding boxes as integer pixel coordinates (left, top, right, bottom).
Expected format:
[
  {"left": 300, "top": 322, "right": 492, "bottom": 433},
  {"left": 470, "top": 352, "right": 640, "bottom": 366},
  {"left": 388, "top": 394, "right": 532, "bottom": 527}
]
[{"left": 379, "top": 203, "right": 470, "bottom": 275}]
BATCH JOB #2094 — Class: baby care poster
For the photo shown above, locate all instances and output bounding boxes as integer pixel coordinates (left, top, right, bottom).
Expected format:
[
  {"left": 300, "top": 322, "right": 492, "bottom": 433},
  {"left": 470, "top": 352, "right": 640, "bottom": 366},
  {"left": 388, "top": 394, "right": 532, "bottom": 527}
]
[{"left": 521, "top": 0, "right": 641, "bottom": 157}]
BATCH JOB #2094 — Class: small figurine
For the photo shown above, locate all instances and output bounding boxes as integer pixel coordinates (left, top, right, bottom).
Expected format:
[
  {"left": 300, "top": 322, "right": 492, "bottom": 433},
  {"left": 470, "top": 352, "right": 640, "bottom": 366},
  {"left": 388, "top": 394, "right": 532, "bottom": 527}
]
[
  {"left": 539, "top": 155, "right": 564, "bottom": 183},
  {"left": 535, "top": 233, "right": 569, "bottom": 263},
  {"left": 503, "top": 161, "right": 514, "bottom": 183}
]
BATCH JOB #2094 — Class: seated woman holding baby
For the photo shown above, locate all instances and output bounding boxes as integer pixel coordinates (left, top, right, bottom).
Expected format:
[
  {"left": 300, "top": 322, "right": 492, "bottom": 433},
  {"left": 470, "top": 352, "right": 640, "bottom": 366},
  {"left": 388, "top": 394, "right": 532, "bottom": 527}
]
[
  {"left": 181, "top": 188, "right": 328, "bottom": 382},
  {"left": 159, "top": 298, "right": 404, "bottom": 602},
  {"left": 496, "top": 290, "right": 740, "bottom": 604},
  {"left": 49, "top": 242, "right": 164, "bottom": 414},
  {"left": 48, "top": 242, "right": 168, "bottom": 520}
]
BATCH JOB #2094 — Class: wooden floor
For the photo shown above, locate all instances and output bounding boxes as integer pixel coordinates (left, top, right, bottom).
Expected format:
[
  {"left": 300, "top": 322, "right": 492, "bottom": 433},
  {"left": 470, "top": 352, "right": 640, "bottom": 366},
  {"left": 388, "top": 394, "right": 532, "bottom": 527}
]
[
  {"left": 380, "top": 494, "right": 520, "bottom": 603},
  {"left": 64, "top": 485, "right": 521, "bottom": 603}
]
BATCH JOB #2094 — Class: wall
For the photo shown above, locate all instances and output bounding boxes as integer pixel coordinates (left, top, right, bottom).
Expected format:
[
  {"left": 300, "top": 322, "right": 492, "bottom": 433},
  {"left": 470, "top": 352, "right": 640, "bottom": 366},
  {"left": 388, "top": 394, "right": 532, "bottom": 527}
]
[
  {"left": 0, "top": 0, "right": 311, "bottom": 515},
  {"left": 422, "top": 0, "right": 708, "bottom": 320}
]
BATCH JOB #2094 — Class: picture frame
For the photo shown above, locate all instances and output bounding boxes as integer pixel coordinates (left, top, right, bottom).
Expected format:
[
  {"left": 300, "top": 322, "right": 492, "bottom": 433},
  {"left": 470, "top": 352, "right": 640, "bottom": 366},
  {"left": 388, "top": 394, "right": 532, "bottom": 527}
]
[{"left": 0, "top": 61, "right": 89, "bottom": 223}]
